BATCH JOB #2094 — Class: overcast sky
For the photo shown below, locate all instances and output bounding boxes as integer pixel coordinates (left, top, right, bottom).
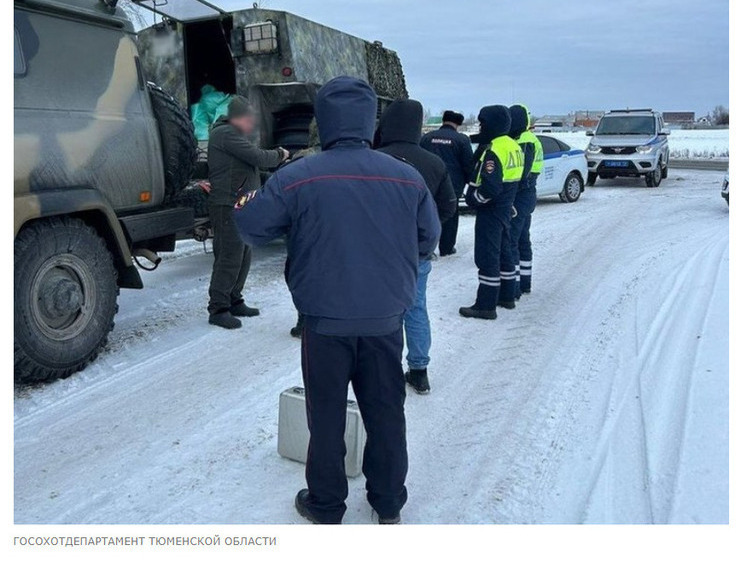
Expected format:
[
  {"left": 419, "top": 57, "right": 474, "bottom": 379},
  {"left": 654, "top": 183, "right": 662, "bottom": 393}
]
[{"left": 154, "top": 0, "right": 729, "bottom": 117}]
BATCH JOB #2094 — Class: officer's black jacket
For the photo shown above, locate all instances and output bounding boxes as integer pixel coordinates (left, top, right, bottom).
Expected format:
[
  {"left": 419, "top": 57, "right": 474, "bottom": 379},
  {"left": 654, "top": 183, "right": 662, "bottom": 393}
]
[
  {"left": 420, "top": 125, "right": 474, "bottom": 196},
  {"left": 378, "top": 100, "right": 457, "bottom": 224}
]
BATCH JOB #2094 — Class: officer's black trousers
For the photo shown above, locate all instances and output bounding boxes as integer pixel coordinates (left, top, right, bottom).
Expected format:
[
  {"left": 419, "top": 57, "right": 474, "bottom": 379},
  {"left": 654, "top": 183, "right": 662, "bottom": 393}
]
[
  {"left": 301, "top": 326, "right": 408, "bottom": 523},
  {"left": 473, "top": 205, "right": 516, "bottom": 309},
  {"left": 439, "top": 209, "right": 459, "bottom": 255},
  {"left": 208, "top": 205, "right": 252, "bottom": 315},
  {"left": 510, "top": 186, "right": 538, "bottom": 296}
]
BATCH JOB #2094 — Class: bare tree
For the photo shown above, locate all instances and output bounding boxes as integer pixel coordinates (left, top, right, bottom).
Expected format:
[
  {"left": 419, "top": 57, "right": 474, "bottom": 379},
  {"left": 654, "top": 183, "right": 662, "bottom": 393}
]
[{"left": 711, "top": 105, "right": 729, "bottom": 126}]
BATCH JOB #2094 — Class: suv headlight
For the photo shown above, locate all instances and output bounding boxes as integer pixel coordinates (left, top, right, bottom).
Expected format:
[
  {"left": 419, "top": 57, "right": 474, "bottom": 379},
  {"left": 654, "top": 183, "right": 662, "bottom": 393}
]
[
  {"left": 636, "top": 145, "right": 654, "bottom": 154},
  {"left": 586, "top": 144, "right": 602, "bottom": 154}
]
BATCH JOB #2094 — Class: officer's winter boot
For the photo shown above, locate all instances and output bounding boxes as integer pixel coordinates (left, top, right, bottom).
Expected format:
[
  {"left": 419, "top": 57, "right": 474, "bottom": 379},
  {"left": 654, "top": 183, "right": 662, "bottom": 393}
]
[
  {"left": 209, "top": 311, "right": 242, "bottom": 330},
  {"left": 459, "top": 284, "right": 498, "bottom": 320},
  {"left": 497, "top": 270, "right": 517, "bottom": 309},
  {"left": 520, "top": 260, "right": 532, "bottom": 294},
  {"left": 405, "top": 368, "right": 431, "bottom": 394},
  {"left": 295, "top": 489, "right": 341, "bottom": 525},
  {"left": 229, "top": 302, "right": 260, "bottom": 317},
  {"left": 290, "top": 313, "right": 305, "bottom": 338}
]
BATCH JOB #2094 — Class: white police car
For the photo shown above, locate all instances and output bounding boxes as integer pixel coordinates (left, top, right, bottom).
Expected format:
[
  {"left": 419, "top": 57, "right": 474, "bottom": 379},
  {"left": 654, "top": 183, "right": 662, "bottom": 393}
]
[{"left": 536, "top": 134, "right": 588, "bottom": 202}]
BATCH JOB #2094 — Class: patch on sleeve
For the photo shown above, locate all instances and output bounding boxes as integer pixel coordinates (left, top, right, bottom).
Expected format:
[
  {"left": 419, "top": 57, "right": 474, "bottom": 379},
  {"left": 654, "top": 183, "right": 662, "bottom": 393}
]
[
  {"left": 234, "top": 190, "right": 258, "bottom": 210},
  {"left": 484, "top": 160, "right": 496, "bottom": 174}
]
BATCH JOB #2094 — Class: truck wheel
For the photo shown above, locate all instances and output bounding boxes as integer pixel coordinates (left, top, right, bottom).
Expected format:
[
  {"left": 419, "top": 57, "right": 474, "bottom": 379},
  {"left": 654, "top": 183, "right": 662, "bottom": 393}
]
[
  {"left": 587, "top": 172, "right": 597, "bottom": 186},
  {"left": 645, "top": 162, "right": 663, "bottom": 187},
  {"left": 559, "top": 172, "right": 583, "bottom": 203},
  {"left": 661, "top": 162, "right": 669, "bottom": 179},
  {"left": 14, "top": 217, "right": 119, "bottom": 383},
  {"left": 172, "top": 184, "right": 210, "bottom": 218},
  {"left": 148, "top": 82, "right": 197, "bottom": 201}
]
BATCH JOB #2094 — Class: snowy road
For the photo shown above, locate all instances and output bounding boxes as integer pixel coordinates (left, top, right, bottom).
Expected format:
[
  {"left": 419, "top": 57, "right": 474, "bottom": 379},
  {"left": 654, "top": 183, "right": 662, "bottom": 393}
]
[{"left": 14, "top": 170, "right": 729, "bottom": 524}]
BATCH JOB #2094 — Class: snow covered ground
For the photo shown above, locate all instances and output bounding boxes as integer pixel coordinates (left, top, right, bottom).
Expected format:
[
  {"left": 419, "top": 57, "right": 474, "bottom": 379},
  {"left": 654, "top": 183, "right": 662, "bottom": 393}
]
[
  {"left": 553, "top": 129, "right": 729, "bottom": 160},
  {"left": 14, "top": 170, "right": 729, "bottom": 524}
]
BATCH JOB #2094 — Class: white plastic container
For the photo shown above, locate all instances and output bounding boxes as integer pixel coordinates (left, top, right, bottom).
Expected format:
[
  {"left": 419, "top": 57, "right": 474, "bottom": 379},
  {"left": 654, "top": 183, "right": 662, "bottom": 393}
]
[{"left": 277, "top": 386, "right": 366, "bottom": 478}]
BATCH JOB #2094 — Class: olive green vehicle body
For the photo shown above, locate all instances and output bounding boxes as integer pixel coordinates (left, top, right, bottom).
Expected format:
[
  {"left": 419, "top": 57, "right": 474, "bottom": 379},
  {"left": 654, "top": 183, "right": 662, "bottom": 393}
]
[
  {"left": 138, "top": 5, "right": 408, "bottom": 156},
  {"left": 13, "top": 0, "right": 198, "bottom": 289}
]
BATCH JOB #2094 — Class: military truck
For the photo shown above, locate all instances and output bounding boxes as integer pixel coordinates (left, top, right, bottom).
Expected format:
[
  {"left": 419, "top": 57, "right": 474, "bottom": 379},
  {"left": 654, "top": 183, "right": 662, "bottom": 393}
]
[
  {"left": 14, "top": 0, "right": 408, "bottom": 383},
  {"left": 136, "top": 0, "right": 408, "bottom": 213},
  {"left": 14, "top": 0, "right": 201, "bottom": 383}
]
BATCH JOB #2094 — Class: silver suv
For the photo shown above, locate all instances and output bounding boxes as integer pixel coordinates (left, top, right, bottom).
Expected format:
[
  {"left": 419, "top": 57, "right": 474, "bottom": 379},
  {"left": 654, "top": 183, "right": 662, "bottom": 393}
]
[{"left": 585, "top": 109, "right": 670, "bottom": 187}]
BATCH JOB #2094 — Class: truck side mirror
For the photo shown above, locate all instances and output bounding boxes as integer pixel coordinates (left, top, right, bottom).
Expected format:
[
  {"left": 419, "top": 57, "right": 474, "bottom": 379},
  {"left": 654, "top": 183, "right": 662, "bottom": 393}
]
[
  {"left": 585, "top": 130, "right": 594, "bottom": 136},
  {"left": 660, "top": 128, "right": 671, "bottom": 136}
]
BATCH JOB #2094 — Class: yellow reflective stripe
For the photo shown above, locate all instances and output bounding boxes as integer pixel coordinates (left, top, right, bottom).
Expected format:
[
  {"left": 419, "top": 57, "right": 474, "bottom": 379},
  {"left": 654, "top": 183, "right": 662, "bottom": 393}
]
[
  {"left": 518, "top": 131, "right": 544, "bottom": 173},
  {"left": 477, "top": 136, "right": 525, "bottom": 184}
]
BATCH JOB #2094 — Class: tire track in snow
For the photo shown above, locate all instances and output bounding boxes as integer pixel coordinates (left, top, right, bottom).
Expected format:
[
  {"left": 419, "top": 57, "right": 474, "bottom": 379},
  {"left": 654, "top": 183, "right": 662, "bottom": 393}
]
[{"left": 576, "top": 226, "right": 727, "bottom": 522}]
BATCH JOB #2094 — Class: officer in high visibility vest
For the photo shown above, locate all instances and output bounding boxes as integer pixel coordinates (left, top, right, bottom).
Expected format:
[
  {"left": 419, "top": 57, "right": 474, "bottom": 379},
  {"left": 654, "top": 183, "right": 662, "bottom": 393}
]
[
  {"left": 508, "top": 104, "right": 543, "bottom": 299},
  {"left": 460, "top": 105, "right": 524, "bottom": 319}
]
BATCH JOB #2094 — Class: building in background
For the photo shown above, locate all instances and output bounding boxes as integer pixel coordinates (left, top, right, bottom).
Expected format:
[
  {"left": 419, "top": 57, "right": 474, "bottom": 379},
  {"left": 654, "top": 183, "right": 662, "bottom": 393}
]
[
  {"left": 662, "top": 111, "right": 696, "bottom": 127},
  {"left": 574, "top": 110, "right": 605, "bottom": 129},
  {"left": 534, "top": 114, "right": 574, "bottom": 132}
]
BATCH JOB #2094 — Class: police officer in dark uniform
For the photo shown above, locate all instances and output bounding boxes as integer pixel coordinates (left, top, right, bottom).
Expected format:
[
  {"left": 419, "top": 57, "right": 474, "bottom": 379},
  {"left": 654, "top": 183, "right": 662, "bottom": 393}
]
[
  {"left": 206, "top": 96, "right": 289, "bottom": 329},
  {"left": 508, "top": 104, "right": 543, "bottom": 298},
  {"left": 459, "top": 105, "right": 524, "bottom": 319},
  {"left": 420, "top": 111, "right": 474, "bottom": 256},
  {"left": 233, "top": 77, "right": 441, "bottom": 524}
]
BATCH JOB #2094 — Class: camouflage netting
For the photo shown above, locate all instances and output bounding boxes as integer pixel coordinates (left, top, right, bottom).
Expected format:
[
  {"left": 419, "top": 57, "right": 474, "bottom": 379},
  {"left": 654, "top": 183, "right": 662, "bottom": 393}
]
[{"left": 366, "top": 42, "right": 408, "bottom": 100}]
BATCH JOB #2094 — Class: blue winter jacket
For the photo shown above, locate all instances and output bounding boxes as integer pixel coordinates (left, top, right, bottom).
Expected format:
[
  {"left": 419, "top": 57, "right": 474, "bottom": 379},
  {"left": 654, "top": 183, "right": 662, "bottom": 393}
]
[{"left": 233, "top": 76, "right": 441, "bottom": 336}]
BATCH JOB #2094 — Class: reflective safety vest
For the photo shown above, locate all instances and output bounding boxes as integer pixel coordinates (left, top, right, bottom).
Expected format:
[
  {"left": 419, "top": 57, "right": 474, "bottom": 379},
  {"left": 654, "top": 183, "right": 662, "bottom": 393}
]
[
  {"left": 518, "top": 130, "right": 544, "bottom": 174},
  {"left": 476, "top": 136, "right": 524, "bottom": 185}
]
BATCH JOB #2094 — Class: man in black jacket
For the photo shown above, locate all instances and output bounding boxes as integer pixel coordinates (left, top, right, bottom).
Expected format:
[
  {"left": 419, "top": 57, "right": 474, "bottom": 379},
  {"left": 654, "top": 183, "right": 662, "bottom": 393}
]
[
  {"left": 378, "top": 99, "right": 456, "bottom": 394},
  {"left": 420, "top": 110, "right": 474, "bottom": 256},
  {"left": 206, "top": 96, "right": 289, "bottom": 329},
  {"left": 234, "top": 77, "right": 440, "bottom": 524}
]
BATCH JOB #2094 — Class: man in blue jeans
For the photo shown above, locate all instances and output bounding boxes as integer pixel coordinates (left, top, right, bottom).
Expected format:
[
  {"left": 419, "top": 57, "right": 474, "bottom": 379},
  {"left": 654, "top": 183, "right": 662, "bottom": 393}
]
[{"left": 378, "top": 100, "right": 457, "bottom": 394}]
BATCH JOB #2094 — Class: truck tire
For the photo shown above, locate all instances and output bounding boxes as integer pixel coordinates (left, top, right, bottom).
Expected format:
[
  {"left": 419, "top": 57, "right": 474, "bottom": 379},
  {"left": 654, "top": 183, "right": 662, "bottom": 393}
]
[
  {"left": 587, "top": 172, "right": 597, "bottom": 186},
  {"left": 274, "top": 107, "right": 314, "bottom": 150},
  {"left": 14, "top": 217, "right": 119, "bottom": 383},
  {"left": 148, "top": 82, "right": 197, "bottom": 201},
  {"left": 171, "top": 184, "right": 210, "bottom": 218}
]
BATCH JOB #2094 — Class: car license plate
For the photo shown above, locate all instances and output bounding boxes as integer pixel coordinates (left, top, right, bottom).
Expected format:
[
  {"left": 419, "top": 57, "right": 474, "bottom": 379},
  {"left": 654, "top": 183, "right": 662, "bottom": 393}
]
[{"left": 604, "top": 160, "right": 629, "bottom": 168}]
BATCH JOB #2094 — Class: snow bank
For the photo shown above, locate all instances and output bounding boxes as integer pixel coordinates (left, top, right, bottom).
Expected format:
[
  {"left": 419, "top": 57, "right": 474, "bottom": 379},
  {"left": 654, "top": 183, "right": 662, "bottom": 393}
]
[{"left": 551, "top": 129, "right": 729, "bottom": 160}]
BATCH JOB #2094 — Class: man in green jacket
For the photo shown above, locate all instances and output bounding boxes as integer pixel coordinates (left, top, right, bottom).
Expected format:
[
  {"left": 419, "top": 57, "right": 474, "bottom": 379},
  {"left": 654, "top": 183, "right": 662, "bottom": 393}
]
[{"left": 207, "top": 96, "right": 289, "bottom": 329}]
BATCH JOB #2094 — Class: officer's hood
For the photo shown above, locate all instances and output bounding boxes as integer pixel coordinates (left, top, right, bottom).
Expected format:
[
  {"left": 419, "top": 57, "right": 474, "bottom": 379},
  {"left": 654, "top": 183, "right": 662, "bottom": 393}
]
[
  {"left": 509, "top": 105, "right": 530, "bottom": 139},
  {"left": 315, "top": 76, "right": 377, "bottom": 150},
  {"left": 378, "top": 99, "right": 424, "bottom": 146},
  {"left": 475, "top": 105, "right": 512, "bottom": 143}
]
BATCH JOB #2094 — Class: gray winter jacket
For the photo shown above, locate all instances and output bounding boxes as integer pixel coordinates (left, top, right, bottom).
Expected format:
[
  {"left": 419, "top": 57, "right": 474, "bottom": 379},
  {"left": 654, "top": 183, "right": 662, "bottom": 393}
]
[{"left": 207, "top": 116, "right": 284, "bottom": 206}]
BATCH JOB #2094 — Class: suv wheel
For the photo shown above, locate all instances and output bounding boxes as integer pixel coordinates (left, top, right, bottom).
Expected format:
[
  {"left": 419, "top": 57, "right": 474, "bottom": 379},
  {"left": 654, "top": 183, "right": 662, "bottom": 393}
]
[
  {"left": 587, "top": 172, "right": 597, "bottom": 186},
  {"left": 645, "top": 162, "right": 663, "bottom": 188},
  {"left": 14, "top": 217, "right": 119, "bottom": 383},
  {"left": 559, "top": 172, "right": 583, "bottom": 203}
]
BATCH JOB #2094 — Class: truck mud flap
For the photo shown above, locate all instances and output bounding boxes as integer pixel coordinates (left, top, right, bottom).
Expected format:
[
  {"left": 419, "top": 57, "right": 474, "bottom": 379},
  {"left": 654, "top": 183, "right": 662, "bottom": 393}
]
[{"left": 120, "top": 207, "right": 195, "bottom": 244}]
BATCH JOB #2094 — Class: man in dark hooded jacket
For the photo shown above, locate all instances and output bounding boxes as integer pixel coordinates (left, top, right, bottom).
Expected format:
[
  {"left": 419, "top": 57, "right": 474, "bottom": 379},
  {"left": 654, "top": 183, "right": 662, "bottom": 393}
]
[
  {"left": 377, "top": 99, "right": 456, "bottom": 394},
  {"left": 234, "top": 77, "right": 441, "bottom": 524},
  {"left": 420, "top": 111, "right": 474, "bottom": 256},
  {"left": 460, "top": 105, "right": 524, "bottom": 319},
  {"left": 206, "top": 96, "right": 289, "bottom": 329}
]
